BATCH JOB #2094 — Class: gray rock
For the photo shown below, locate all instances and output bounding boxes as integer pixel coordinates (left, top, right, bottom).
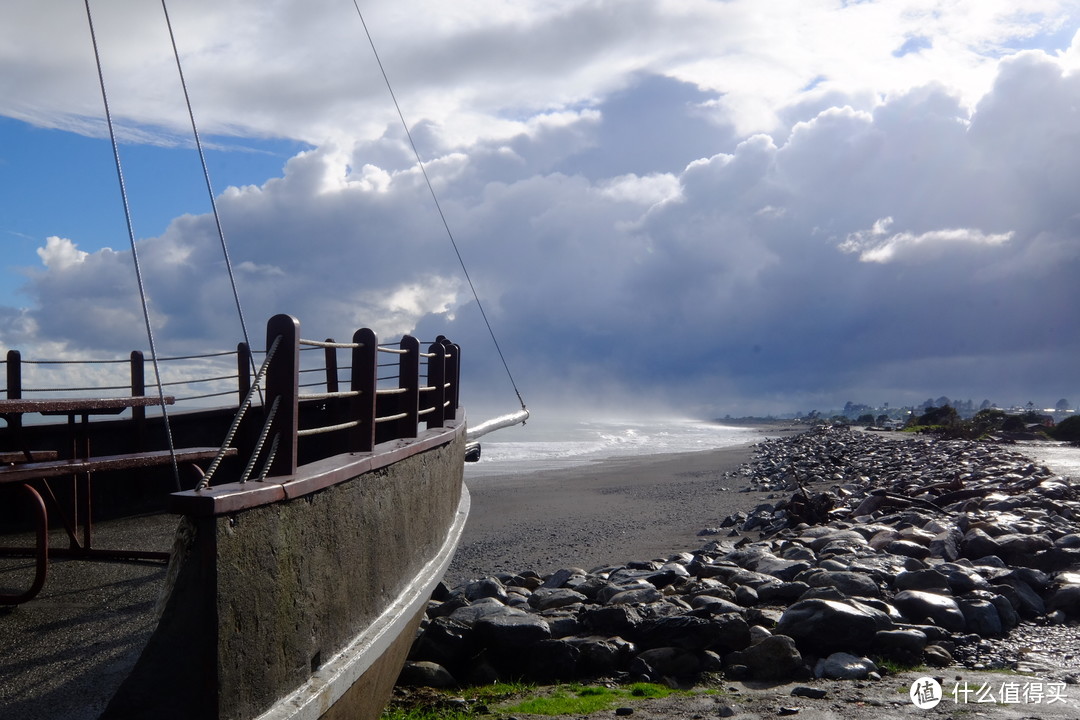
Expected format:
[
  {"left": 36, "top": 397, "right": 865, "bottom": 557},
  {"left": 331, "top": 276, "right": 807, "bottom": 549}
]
[
  {"left": 757, "top": 581, "right": 811, "bottom": 604},
  {"left": 689, "top": 594, "right": 744, "bottom": 615},
  {"left": 725, "top": 547, "right": 811, "bottom": 581},
  {"left": 923, "top": 644, "right": 954, "bottom": 667},
  {"left": 957, "top": 598, "right": 1003, "bottom": 636},
  {"left": 1047, "top": 583, "right": 1080, "bottom": 616},
  {"left": 993, "top": 577, "right": 1046, "bottom": 618},
  {"left": 575, "top": 636, "right": 632, "bottom": 675},
  {"left": 605, "top": 585, "right": 664, "bottom": 606},
  {"left": 928, "top": 528, "right": 963, "bottom": 561},
  {"left": 990, "top": 593, "right": 1020, "bottom": 630},
  {"left": 872, "top": 628, "right": 927, "bottom": 662},
  {"left": 775, "top": 598, "right": 893, "bottom": 654},
  {"left": 398, "top": 660, "right": 458, "bottom": 688},
  {"left": 814, "top": 652, "right": 878, "bottom": 680},
  {"left": 724, "top": 634, "right": 804, "bottom": 680},
  {"left": 528, "top": 587, "right": 587, "bottom": 611},
  {"left": 894, "top": 568, "right": 951, "bottom": 593},
  {"left": 581, "top": 605, "right": 643, "bottom": 635},
  {"left": 734, "top": 584, "right": 759, "bottom": 606},
  {"left": 791, "top": 686, "right": 827, "bottom": 699},
  {"left": 541, "top": 567, "right": 587, "bottom": 589},
  {"left": 448, "top": 597, "right": 518, "bottom": 626},
  {"left": 892, "top": 590, "right": 966, "bottom": 632},
  {"left": 473, "top": 613, "right": 551, "bottom": 649},
  {"left": 411, "top": 616, "right": 474, "bottom": 667},
  {"left": 635, "top": 613, "right": 750, "bottom": 653},
  {"left": 631, "top": 647, "right": 701, "bottom": 679},
  {"left": 463, "top": 577, "right": 509, "bottom": 602},
  {"left": 526, "top": 639, "right": 580, "bottom": 681},
  {"left": 800, "top": 570, "right": 882, "bottom": 598},
  {"left": 884, "top": 539, "right": 931, "bottom": 560}
]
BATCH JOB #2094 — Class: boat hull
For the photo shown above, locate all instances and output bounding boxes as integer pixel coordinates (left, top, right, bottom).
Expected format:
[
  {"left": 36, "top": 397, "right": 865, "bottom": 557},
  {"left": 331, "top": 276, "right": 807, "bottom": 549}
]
[{"left": 101, "top": 420, "right": 467, "bottom": 720}]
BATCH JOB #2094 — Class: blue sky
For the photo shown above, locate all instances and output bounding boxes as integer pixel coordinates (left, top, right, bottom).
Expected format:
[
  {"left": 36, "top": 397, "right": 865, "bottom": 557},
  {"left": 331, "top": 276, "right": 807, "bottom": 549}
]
[{"left": 2, "top": 0, "right": 1080, "bottom": 418}]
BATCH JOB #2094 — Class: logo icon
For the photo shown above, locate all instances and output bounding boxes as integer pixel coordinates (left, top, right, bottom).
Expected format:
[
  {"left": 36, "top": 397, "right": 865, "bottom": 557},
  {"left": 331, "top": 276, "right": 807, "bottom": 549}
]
[{"left": 910, "top": 677, "right": 943, "bottom": 709}]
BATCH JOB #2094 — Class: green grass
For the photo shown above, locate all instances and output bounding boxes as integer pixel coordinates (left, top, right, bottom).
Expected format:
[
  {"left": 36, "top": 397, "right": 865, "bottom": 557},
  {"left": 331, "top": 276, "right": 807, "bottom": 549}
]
[
  {"left": 384, "top": 681, "right": 692, "bottom": 720},
  {"left": 874, "top": 658, "right": 925, "bottom": 675},
  {"left": 382, "top": 706, "right": 472, "bottom": 720},
  {"left": 502, "top": 682, "right": 684, "bottom": 716}
]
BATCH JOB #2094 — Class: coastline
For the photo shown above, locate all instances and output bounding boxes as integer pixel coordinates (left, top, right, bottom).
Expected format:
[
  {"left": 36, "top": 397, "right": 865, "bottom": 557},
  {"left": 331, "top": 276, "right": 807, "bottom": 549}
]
[
  {"left": 446, "top": 441, "right": 777, "bottom": 587},
  {"left": 410, "top": 427, "right": 1080, "bottom": 720}
]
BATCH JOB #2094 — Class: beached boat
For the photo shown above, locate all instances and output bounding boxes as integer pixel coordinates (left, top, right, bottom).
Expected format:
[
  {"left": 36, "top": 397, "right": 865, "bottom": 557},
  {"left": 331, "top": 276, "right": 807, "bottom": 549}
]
[
  {"left": 1, "top": 314, "right": 473, "bottom": 720},
  {"left": 0, "top": 5, "right": 526, "bottom": 719}
]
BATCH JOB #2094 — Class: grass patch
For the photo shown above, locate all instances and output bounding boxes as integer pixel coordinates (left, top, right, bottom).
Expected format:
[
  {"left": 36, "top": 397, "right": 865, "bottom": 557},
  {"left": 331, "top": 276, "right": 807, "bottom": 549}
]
[
  {"left": 874, "top": 658, "right": 925, "bottom": 675},
  {"left": 501, "top": 682, "right": 685, "bottom": 716},
  {"left": 382, "top": 706, "right": 472, "bottom": 720},
  {"left": 384, "top": 681, "right": 693, "bottom": 719}
]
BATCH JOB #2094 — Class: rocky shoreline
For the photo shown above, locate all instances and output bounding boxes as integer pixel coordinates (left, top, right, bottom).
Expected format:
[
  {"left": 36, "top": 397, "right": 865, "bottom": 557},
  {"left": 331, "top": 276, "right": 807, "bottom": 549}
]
[{"left": 401, "top": 426, "right": 1080, "bottom": 697}]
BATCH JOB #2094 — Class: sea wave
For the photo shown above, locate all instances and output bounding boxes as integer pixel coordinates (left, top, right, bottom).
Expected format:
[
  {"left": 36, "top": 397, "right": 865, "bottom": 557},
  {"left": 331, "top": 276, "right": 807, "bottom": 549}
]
[{"left": 463, "top": 417, "right": 758, "bottom": 477}]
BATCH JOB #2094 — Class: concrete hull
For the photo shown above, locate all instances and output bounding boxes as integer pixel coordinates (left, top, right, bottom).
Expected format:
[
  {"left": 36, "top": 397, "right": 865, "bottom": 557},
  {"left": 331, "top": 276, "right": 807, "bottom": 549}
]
[{"left": 101, "top": 420, "right": 468, "bottom": 720}]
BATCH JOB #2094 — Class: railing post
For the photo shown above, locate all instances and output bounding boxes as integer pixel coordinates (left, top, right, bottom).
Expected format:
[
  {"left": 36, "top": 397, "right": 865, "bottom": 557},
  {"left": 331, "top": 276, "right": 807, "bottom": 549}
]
[
  {"left": 130, "top": 351, "right": 146, "bottom": 448},
  {"left": 5, "top": 350, "right": 22, "bottom": 441},
  {"left": 425, "top": 341, "right": 447, "bottom": 429},
  {"left": 438, "top": 336, "right": 460, "bottom": 421},
  {"left": 324, "top": 338, "right": 339, "bottom": 394},
  {"left": 397, "top": 335, "right": 419, "bottom": 439},
  {"left": 237, "top": 343, "right": 251, "bottom": 408},
  {"left": 350, "top": 328, "right": 377, "bottom": 453},
  {"left": 265, "top": 314, "right": 299, "bottom": 477},
  {"left": 6, "top": 350, "right": 21, "bottom": 400}
]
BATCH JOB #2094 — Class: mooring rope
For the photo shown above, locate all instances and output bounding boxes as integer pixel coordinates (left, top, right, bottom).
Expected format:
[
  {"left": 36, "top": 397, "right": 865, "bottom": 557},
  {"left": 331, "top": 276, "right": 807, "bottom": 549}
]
[
  {"left": 84, "top": 0, "right": 181, "bottom": 490},
  {"left": 160, "top": 0, "right": 262, "bottom": 403},
  {"left": 351, "top": 2, "right": 527, "bottom": 414}
]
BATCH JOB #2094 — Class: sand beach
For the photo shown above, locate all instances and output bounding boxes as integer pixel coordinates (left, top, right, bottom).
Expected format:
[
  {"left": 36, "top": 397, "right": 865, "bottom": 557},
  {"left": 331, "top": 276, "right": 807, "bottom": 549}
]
[{"left": 446, "top": 440, "right": 781, "bottom": 587}]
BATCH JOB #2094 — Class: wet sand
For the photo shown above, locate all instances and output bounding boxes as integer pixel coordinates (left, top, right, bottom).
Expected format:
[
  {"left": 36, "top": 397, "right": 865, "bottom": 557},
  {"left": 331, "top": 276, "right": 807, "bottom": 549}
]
[{"left": 445, "top": 442, "right": 780, "bottom": 587}]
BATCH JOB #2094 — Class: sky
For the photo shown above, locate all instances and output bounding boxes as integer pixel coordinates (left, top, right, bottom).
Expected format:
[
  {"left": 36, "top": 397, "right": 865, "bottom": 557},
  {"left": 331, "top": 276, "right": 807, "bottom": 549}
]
[{"left": 1, "top": 0, "right": 1079, "bottom": 420}]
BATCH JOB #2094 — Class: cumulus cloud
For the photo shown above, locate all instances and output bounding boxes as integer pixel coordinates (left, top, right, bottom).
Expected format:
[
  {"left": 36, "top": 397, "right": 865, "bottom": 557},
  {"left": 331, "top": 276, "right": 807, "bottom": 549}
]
[
  {"left": 36, "top": 236, "right": 89, "bottom": 270},
  {"left": 2, "top": 3, "right": 1080, "bottom": 415},
  {"left": 840, "top": 218, "right": 1014, "bottom": 263}
]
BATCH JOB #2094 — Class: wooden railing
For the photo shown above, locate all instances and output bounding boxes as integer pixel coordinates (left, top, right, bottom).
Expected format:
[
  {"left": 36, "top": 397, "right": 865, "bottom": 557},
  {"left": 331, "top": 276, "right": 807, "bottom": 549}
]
[{"left": 0, "top": 313, "right": 461, "bottom": 488}]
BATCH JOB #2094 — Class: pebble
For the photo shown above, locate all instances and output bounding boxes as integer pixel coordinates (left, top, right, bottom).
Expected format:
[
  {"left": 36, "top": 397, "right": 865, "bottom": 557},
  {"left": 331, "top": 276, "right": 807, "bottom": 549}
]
[{"left": 401, "top": 425, "right": 1080, "bottom": 688}]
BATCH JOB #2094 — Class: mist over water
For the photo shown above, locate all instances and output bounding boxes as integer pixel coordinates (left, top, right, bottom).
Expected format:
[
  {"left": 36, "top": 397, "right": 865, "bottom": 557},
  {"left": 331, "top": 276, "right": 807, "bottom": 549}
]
[{"left": 464, "top": 416, "right": 759, "bottom": 478}]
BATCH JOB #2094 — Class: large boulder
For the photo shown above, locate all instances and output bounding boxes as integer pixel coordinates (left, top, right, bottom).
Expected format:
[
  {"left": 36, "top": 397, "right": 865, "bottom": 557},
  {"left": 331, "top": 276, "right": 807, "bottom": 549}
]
[
  {"left": 775, "top": 598, "right": 893, "bottom": 654},
  {"left": 473, "top": 613, "right": 551, "bottom": 650},
  {"left": 814, "top": 652, "right": 878, "bottom": 680},
  {"left": 892, "top": 590, "right": 966, "bottom": 632},
  {"left": 724, "top": 634, "right": 804, "bottom": 680}
]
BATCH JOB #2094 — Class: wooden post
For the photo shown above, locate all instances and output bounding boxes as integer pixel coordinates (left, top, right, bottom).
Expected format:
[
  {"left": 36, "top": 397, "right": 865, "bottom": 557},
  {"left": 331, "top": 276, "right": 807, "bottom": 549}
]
[
  {"left": 439, "top": 337, "right": 460, "bottom": 421},
  {"left": 324, "top": 339, "right": 339, "bottom": 394},
  {"left": 425, "top": 341, "right": 447, "bottom": 429},
  {"left": 349, "top": 328, "right": 377, "bottom": 453},
  {"left": 265, "top": 314, "right": 299, "bottom": 477},
  {"left": 398, "top": 335, "right": 419, "bottom": 439},
  {"left": 6, "top": 350, "right": 21, "bottom": 400},
  {"left": 130, "top": 351, "right": 146, "bottom": 448},
  {"left": 237, "top": 343, "right": 251, "bottom": 407},
  {"left": 5, "top": 350, "right": 22, "bottom": 447}
]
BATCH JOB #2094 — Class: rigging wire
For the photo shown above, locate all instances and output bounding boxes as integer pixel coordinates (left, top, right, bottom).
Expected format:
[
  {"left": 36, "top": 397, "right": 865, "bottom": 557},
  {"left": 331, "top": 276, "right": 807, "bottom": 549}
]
[
  {"left": 351, "top": 1, "right": 527, "bottom": 414},
  {"left": 159, "top": 0, "right": 262, "bottom": 403},
  {"left": 83, "top": 0, "right": 181, "bottom": 490}
]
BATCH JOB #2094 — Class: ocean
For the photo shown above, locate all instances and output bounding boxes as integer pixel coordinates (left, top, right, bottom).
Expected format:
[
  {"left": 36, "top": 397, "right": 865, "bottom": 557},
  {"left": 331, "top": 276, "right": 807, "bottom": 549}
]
[
  {"left": 1017, "top": 440, "right": 1080, "bottom": 481},
  {"left": 462, "top": 415, "right": 762, "bottom": 478}
]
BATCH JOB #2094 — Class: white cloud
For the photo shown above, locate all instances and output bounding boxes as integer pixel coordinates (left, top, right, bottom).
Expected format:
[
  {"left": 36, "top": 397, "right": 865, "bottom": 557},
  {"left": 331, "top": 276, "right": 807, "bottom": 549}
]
[
  {"left": 840, "top": 217, "right": 1014, "bottom": 263},
  {"left": 3, "top": 3, "right": 1080, "bottom": 412},
  {"left": 36, "top": 236, "right": 89, "bottom": 270}
]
